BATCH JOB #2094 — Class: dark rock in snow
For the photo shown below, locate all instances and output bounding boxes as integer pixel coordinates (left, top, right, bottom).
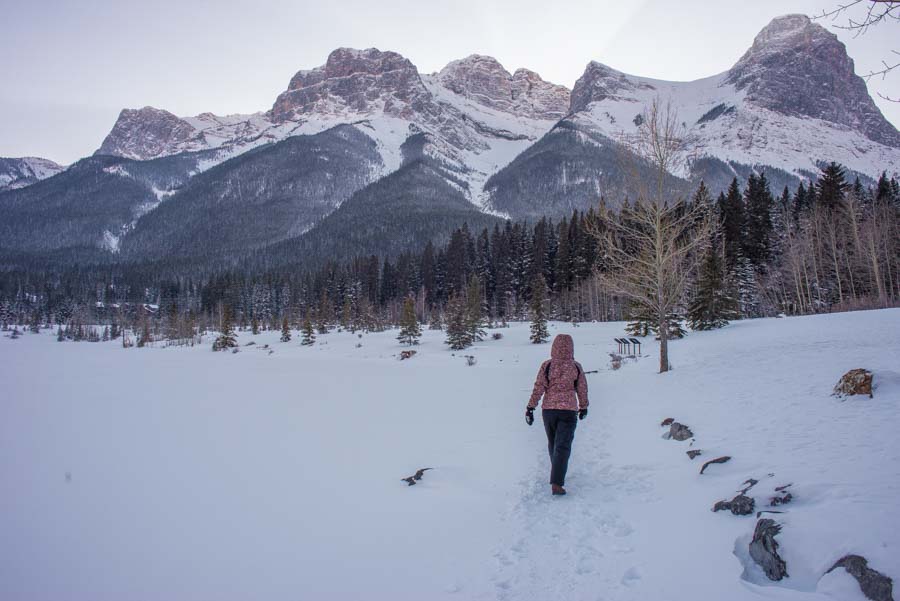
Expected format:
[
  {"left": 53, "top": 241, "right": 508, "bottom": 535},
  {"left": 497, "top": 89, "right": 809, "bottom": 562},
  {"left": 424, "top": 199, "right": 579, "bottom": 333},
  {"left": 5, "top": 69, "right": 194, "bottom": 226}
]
[
  {"left": 833, "top": 368, "right": 874, "bottom": 398},
  {"left": 668, "top": 422, "right": 693, "bottom": 441},
  {"left": 660, "top": 417, "right": 675, "bottom": 427},
  {"left": 740, "top": 478, "right": 759, "bottom": 494},
  {"left": 826, "top": 555, "right": 894, "bottom": 601},
  {"left": 770, "top": 492, "right": 793, "bottom": 507},
  {"left": 700, "top": 456, "right": 731, "bottom": 474},
  {"left": 756, "top": 510, "right": 785, "bottom": 518},
  {"left": 687, "top": 450, "right": 703, "bottom": 460},
  {"left": 749, "top": 519, "right": 789, "bottom": 581},
  {"left": 713, "top": 494, "right": 756, "bottom": 516}
]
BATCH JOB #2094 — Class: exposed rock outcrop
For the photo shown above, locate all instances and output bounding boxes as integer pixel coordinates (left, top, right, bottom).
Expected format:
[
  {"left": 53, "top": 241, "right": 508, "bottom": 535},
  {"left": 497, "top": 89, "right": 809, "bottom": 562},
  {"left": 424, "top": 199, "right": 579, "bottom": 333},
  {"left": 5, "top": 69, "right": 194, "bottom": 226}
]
[
  {"left": 700, "top": 456, "right": 732, "bottom": 474},
  {"left": 0, "top": 157, "right": 64, "bottom": 191},
  {"left": 271, "top": 48, "right": 431, "bottom": 122},
  {"left": 726, "top": 14, "right": 900, "bottom": 147},
  {"left": 713, "top": 494, "right": 756, "bottom": 515},
  {"left": 826, "top": 555, "right": 894, "bottom": 601},
  {"left": 664, "top": 422, "right": 693, "bottom": 441},
  {"left": 569, "top": 62, "right": 655, "bottom": 114},
  {"left": 96, "top": 107, "right": 201, "bottom": 160},
  {"left": 749, "top": 519, "right": 789, "bottom": 581},
  {"left": 436, "top": 55, "right": 570, "bottom": 120}
]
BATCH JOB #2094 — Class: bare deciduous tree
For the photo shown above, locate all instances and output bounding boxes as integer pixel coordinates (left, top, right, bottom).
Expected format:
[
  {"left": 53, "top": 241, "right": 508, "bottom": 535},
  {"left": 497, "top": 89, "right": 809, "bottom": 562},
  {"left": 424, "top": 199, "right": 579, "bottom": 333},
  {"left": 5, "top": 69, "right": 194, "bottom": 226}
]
[{"left": 593, "top": 98, "right": 711, "bottom": 373}]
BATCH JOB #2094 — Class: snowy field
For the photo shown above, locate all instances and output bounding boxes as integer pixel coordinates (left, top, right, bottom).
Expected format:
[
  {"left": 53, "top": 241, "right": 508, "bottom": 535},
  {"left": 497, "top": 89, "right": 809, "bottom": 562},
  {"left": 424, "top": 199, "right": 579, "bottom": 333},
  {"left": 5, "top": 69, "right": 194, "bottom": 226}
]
[{"left": 1, "top": 309, "right": 899, "bottom": 601}]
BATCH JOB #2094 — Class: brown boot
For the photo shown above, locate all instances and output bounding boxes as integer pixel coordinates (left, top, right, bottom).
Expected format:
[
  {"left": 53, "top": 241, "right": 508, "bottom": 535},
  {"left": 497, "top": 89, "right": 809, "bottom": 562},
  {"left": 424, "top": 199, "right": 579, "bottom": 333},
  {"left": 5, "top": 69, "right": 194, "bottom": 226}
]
[{"left": 551, "top": 484, "right": 567, "bottom": 496}]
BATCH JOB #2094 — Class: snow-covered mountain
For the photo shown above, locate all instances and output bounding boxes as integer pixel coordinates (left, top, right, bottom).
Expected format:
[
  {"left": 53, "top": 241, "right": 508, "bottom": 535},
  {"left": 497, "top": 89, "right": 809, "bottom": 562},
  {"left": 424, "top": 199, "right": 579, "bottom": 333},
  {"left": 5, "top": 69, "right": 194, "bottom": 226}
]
[
  {"left": 5, "top": 14, "right": 898, "bottom": 263},
  {"left": 482, "top": 14, "right": 900, "bottom": 217},
  {"left": 95, "top": 14, "right": 898, "bottom": 209},
  {"left": 97, "top": 48, "right": 567, "bottom": 209},
  {"left": 0, "top": 157, "right": 64, "bottom": 191},
  {"left": 568, "top": 14, "right": 899, "bottom": 179}
]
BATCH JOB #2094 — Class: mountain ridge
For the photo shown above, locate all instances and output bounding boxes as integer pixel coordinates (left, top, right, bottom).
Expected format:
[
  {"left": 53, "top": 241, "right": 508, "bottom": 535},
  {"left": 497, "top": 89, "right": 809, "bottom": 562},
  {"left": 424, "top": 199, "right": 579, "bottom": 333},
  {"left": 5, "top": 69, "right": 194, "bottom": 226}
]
[{"left": 3, "top": 13, "right": 899, "bottom": 269}]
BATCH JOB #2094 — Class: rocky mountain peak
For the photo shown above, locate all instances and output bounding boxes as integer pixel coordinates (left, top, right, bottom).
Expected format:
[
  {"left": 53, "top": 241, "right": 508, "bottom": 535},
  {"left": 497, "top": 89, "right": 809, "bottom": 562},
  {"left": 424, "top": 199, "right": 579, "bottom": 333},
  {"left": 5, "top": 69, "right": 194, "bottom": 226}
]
[
  {"left": 727, "top": 14, "right": 900, "bottom": 147},
  {"left": 0, "top": 156, "right": 65, "bottom": 191},
  {"left": 436, "top": 55, "right": 570, "bottom": 120},
  {"left": 270, "top": 47, "right": 430, "bottom": 122},
  {"left": 569, "top": 61, "right": 650, "bottom": 114},
  {"left": 96, "top": 107, "right": 201, "bottom": 160}
]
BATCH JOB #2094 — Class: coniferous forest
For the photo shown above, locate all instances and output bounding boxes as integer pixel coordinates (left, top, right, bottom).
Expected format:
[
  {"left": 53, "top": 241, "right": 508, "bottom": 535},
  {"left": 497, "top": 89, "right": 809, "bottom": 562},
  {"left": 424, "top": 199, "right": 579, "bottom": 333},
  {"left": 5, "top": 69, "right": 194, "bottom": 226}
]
[{"left": 0, "top": 163, "right": 897, "bottom": 349}]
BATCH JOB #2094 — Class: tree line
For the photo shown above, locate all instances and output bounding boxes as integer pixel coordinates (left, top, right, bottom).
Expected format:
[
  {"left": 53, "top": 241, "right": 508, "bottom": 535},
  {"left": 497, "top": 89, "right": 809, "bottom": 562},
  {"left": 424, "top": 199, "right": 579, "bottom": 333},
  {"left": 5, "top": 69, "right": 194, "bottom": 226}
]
[{"left": 0, "top": 164, "right": 897, "bottom": 351}]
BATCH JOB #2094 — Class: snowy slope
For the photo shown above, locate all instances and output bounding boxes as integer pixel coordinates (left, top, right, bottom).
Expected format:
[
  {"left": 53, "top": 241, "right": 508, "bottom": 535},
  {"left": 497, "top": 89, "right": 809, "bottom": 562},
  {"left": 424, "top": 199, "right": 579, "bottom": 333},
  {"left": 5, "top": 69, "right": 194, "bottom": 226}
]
[
  {"left": 2, "top": 309, "right": 898, "bottom": 600},
  {"left": 0, "top": 156, "right": 65, "bottom": 191},
  {"left": 571, "top": 67, "right": 900, "bottom": 181}
]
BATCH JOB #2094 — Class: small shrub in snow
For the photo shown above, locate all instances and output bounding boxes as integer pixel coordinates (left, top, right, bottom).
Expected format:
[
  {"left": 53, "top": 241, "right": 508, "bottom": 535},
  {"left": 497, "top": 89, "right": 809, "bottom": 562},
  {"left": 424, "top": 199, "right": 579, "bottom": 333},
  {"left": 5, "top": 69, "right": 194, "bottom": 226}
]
[
  {"left": 491, "top": 332, "right": 503, "bottom": 341},
  {"left": 465, "top": 355, "right": 476, "bottom": 367},
  {"left": 399, "top": 350, "right": 417, "bottom": 360},
  {"left": 609, "top": 353, "right": 622, "bottom": 370},
  {"left": 832, "top": 368, "right": 874, "bottom": 399}
]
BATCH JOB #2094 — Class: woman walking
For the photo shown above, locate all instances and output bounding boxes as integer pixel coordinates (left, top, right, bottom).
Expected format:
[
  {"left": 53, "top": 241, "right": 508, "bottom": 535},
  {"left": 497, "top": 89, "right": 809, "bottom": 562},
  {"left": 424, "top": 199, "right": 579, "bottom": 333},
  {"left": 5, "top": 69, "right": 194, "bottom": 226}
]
[{"left": 525, "top": 333, "right": 589, "bottom": 495}]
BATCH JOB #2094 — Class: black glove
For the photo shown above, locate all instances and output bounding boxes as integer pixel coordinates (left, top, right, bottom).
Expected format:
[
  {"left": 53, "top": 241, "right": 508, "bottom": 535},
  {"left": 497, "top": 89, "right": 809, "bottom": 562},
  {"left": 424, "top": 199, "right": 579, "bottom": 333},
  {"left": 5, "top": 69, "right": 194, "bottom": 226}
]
[
  {"left": 525, "top": 407, "right": 535, "bottom": 426},
  {"left": 578, "top": 408, "right": 588, "bottom": 420}
]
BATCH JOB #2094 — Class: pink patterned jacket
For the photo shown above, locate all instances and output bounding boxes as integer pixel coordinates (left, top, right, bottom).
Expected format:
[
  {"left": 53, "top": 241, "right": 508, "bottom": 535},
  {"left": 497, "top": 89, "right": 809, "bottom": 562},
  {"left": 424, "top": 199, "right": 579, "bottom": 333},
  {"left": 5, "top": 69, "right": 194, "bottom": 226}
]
[{"left": 527, "top": 334, "right": 589, "bottom": 411}]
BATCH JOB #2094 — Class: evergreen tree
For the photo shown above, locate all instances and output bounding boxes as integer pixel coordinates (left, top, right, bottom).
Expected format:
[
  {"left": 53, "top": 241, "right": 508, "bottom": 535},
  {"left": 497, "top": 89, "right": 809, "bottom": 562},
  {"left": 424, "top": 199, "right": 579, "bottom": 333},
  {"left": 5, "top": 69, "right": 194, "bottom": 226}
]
[
  {"left": 719, "top": 179, "right": 745, "bottom": 269},
  {"left": 688, "top": 241, "right": 737, "bottom": 330},
  {"left": 429, "top": 310, "right": 443, "bottom": 331},
  {"left": 317, "top": 289, "right": 332, "bottom": 334},
  {"left": 300, "top": 316, "right": 315, "bottom": 346},
  {"left": 213, "top": 305, "right": 237, "bottom": 351},
  {"left": 397, "top": 296, "right": 422, "bottom": 345},
  {"left": 280, "top": 316, "right": 291, "bottom": 342},
  {"left": 251, "top": 316, "right": 259, "bottom": 335},
  {"left": 529, "top": 274, "right": 549, "bottom": 344},
  {"left": 465, "top": 275, "right": 486, "bottom": 344},
  {"left": 444, "top": 293, "right": 470, "bottom": 350},
  {"left": 743, "top": 172, "right": 774, "bottom": 269},
  {"left": 815, "top": 162, "right": 848, "bottom": 212}
]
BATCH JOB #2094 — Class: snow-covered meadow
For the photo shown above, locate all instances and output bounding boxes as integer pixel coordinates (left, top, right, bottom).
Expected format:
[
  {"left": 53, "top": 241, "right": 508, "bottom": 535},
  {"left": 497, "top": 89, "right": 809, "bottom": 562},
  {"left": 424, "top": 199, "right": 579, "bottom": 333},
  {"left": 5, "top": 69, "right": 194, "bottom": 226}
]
[{"left": 1, "top": 309, "right": 898, "bottom": 600}]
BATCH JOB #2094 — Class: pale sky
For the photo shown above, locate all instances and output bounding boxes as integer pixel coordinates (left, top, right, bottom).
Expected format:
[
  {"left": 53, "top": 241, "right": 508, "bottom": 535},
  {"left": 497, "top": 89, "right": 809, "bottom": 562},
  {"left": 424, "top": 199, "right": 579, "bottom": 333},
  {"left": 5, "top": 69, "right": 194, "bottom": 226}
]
[{"left": 2, "top": 0, "right": 898, "bottom": 165}]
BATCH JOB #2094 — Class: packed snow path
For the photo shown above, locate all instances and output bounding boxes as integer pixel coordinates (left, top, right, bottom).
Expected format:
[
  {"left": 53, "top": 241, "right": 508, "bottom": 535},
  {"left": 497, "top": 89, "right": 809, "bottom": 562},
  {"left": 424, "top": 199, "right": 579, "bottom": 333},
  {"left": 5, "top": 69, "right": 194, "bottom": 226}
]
[{"left": 2, "top": 310, "right": 898, "bottom": 600}]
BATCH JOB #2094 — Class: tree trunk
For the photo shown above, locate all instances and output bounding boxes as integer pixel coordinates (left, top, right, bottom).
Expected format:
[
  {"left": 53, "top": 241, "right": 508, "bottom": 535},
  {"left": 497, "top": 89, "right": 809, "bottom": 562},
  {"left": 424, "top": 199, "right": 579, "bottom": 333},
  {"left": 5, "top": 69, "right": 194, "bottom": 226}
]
[{"left": 659, "top": 314, "right": 669, "bottom": 373}]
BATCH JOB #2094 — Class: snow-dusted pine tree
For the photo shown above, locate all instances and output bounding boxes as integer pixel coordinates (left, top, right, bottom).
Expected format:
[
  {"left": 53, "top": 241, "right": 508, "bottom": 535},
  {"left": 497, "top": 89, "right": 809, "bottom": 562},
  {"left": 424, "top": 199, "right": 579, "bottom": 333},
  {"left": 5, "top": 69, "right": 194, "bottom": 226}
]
[
  {"left": 213, "top": 306, "right": 238, "bottom": 351},
  {"left": 465, "top": 275, "right": 486, "bottom": 344},
  {"left": 397, "top": 297, "right": 421, "bottom": 346},
  {"left": 529, "top": 275, "right": 549, "bottom": 344},
  {"left": 688, "top": 241, "right": 738, "bottom": 330},
  {"left": 280, "top": 317, "right": 292, "bottom": 342},
  {"left": 300, "top": 317, "right": 315, "bottom": 346},
  {"left": 445, "top": 293, "right": 470, "bottom": 350}
]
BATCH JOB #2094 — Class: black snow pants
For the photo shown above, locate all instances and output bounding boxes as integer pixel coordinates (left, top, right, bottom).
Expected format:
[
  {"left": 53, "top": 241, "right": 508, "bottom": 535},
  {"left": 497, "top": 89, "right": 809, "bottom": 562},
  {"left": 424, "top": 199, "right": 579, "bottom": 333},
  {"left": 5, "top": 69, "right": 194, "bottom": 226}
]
[{"left": 542, "top": 409, "right": 578, "bottom": 486}]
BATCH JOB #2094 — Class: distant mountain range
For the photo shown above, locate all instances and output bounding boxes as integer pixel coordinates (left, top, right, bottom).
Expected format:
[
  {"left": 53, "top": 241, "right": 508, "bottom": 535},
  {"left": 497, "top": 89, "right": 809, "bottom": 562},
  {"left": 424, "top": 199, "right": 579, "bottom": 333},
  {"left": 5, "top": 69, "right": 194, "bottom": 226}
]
[{"left": 1, "top": 14, "right": 898, "bottom": 271}]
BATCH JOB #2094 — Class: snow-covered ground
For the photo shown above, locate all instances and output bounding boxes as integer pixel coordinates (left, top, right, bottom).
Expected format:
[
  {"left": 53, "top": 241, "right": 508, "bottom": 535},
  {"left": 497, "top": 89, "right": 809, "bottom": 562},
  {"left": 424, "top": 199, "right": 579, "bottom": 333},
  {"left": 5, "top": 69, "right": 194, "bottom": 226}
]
[{"left": 1, "top": 309, "right": 898, "bottom": 600}]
